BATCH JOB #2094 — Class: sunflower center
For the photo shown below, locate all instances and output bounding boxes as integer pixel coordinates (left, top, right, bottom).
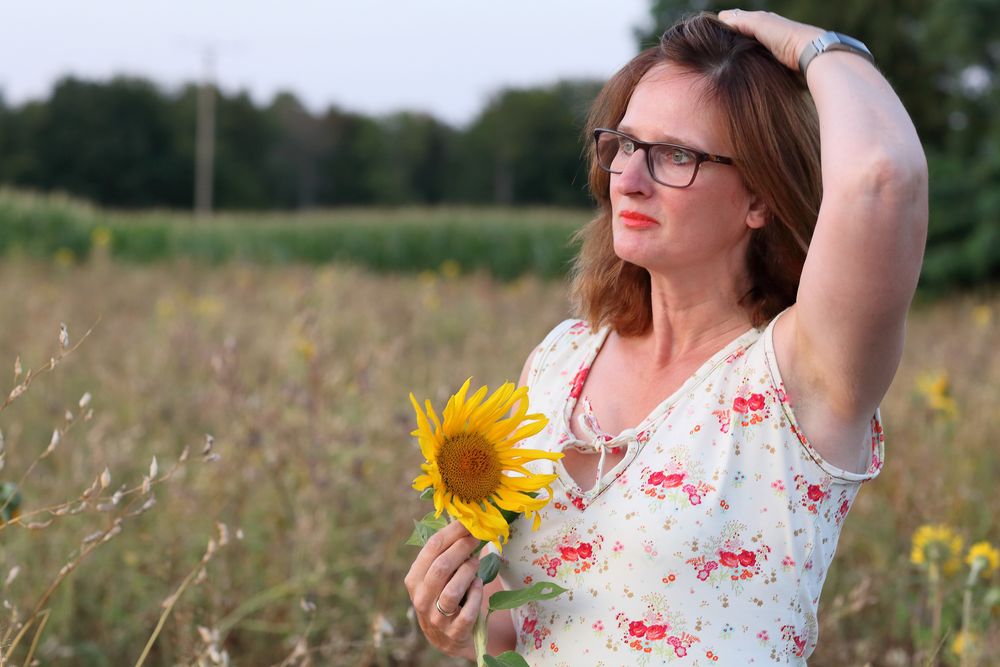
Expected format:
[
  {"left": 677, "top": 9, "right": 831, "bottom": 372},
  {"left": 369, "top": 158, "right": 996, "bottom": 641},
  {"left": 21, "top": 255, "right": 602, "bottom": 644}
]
[{"left": 437, "top": 432, "right": 502, "bottom": 503}]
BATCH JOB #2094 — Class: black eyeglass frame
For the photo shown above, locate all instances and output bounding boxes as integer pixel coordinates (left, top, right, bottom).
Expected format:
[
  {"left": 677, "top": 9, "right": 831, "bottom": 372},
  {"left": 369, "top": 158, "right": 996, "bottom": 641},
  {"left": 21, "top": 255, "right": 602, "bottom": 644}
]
[{"left": 593, "top": 128, "right": 736, "bottom": 189}]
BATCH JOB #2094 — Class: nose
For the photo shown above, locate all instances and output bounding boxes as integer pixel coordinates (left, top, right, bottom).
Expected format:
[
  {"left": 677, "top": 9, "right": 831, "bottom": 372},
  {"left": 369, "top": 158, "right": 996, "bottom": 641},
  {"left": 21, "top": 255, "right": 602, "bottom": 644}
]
[{"left": 611, "top": 147, "right": 654, "bottom": 197}]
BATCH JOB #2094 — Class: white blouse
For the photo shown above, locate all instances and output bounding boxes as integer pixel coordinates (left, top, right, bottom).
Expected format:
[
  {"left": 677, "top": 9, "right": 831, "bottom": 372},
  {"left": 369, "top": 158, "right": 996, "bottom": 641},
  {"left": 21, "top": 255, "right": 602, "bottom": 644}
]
[{"left": 493, "top": 313, "right": 883, "bottom": 665}]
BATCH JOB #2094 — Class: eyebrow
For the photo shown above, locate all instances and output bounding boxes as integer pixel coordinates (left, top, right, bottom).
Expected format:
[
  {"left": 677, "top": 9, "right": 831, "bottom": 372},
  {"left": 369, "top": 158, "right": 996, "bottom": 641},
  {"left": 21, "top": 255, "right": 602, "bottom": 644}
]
[{"left": 615, "top": 125, "right": 700, "bottom": 148}]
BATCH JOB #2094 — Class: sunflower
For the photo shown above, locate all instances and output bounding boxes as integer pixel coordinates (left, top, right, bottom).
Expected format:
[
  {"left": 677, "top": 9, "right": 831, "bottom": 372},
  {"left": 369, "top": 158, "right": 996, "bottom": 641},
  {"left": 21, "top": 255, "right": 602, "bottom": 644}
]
[{"left": 410, "top": 378, "right": 563, "bottom": 551}]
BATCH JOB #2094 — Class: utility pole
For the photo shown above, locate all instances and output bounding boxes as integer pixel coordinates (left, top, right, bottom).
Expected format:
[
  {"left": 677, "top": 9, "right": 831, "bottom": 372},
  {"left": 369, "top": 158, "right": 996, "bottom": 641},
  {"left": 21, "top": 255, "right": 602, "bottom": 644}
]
[{"left": 194, "top": 47, "right": 215, "bottom": 217}]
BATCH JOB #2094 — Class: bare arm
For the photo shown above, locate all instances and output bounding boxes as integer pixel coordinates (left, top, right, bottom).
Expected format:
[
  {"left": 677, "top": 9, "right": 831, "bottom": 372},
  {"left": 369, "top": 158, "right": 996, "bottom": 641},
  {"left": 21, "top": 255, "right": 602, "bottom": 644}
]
[{"left": 721, "top": 11, "right": 928, "bottom": 465}]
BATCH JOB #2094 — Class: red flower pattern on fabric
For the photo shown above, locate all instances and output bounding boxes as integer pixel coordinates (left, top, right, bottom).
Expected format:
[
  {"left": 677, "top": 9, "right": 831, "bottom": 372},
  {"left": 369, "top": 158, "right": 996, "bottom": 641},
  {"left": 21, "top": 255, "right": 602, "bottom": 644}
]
[
  {"left": 570, "top": 367, "right": 589, "bottom": 399},
  {"left": 719, "top": 551, "right": 740, "bottom": 568},
  {"left": 629, "top": 620, "right": 647, "bottom": 638}
]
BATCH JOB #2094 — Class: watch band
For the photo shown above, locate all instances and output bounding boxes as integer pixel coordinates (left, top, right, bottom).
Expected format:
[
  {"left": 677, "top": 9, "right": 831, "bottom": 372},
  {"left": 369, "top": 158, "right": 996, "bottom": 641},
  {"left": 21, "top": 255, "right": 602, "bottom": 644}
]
[{"left": 798, "top": 31, "right": 875, "bottom": 76}]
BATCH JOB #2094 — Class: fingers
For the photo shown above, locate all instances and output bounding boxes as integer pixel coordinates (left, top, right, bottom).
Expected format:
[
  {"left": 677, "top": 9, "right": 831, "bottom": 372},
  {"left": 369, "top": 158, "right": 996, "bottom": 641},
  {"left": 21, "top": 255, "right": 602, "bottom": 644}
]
[
  {"left": 405, "top": 519, "right": 481, "bottom": 626},
  {"left": 404, "top": 520, "right": 471, "bottom": 594},
  {"left": 425, "top": 533, "right": 482, "bottom": 595},
  {"left": 716, "top": 10, "right": 824, "bottom": 72},
  {"left": 449, "top": 576, "right": 484, "bottom": 635},
  {"left": 435, "top": 555, "right": 481, "bottom": 616}
]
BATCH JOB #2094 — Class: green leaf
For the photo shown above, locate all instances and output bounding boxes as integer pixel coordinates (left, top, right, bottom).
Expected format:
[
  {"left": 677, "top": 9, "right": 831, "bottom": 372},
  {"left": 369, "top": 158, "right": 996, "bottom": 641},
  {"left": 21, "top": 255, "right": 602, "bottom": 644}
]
[
  {"left": 488, "top": 581, "right": 567, "bottom": 611},
  {"left": 483, "top": 651, "right": 531, "bottom": 667},
  {"left": 403, "top": 511, "right": 448, "bottom": 547},
  {"left": 419, "top": 487, "right": 435, "bottom": 501},
  {"left": 478, "top": 552, "right": 501, "bottom": 584}
]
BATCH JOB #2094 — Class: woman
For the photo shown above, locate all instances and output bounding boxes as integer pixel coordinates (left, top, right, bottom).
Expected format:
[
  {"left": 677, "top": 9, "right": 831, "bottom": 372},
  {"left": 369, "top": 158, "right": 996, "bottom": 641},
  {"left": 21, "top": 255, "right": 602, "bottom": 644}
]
[{"left": 405, "top": 9, "right": 926, "bottom": 664}]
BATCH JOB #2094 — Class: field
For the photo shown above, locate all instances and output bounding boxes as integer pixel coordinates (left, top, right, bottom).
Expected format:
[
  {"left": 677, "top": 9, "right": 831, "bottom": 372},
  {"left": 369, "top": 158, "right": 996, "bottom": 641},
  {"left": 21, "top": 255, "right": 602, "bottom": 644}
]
[{"left": 0, "top": 253, "right": 996, "bottom": 666}]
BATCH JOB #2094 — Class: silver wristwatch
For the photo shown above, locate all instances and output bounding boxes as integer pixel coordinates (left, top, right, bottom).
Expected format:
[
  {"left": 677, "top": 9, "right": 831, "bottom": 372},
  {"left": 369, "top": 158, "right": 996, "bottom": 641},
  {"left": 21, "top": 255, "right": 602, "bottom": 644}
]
[{"left": 798, "top": 31, "right": 875, "bottom": 76}]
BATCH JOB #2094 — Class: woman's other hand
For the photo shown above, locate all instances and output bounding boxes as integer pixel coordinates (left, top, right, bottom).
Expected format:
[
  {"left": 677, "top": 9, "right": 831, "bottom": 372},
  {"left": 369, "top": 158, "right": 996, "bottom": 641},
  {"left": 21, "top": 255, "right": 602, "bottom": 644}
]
[
  {"left": 717, "top": 9, "right": 824, "bottom": 72},
  {"left": 404, "top": 519, "right": 485, "bottom": 659}
]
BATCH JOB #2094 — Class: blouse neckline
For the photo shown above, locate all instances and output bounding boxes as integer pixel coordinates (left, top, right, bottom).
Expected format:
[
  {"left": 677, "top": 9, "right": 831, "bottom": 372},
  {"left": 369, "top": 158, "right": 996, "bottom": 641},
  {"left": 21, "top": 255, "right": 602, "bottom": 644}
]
[{"left": 555, "top": 322, "right": 763, "bottom": 499}]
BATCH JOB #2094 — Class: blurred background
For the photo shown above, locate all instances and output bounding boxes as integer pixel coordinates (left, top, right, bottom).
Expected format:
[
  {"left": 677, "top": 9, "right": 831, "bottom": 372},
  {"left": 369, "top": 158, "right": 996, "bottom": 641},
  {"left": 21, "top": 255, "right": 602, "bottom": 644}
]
[{"left": 0, "top": 1, "right": 996, "bottom": 665}]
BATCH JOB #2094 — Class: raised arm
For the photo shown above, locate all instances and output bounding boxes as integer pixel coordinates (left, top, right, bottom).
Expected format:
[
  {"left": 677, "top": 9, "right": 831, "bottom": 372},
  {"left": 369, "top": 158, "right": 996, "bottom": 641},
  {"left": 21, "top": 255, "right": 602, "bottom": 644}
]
[{"left": 720, "top": 10, "right": 928, "bottom": 464}]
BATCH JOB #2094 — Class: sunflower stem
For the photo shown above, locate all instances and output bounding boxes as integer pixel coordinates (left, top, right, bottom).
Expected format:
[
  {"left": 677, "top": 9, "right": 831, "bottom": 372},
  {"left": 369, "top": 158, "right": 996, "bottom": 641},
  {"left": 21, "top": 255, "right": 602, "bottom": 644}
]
[{"left": 473, "top": 610, "right": 489, "bottom": 667}]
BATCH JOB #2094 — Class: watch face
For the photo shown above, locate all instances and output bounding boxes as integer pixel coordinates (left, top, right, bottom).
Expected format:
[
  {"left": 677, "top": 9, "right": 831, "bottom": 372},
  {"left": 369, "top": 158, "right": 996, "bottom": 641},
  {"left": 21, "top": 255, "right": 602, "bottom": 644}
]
[{"left": 824, "top": 32, "right": 872, "bottom": 57}]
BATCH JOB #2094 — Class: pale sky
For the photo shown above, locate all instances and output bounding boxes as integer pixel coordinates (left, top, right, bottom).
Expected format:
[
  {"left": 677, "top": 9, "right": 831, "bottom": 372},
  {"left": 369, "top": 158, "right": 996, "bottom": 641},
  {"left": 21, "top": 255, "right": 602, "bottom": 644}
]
[{"left": 0, "top": 0, "right": 652, "bottom": 127}]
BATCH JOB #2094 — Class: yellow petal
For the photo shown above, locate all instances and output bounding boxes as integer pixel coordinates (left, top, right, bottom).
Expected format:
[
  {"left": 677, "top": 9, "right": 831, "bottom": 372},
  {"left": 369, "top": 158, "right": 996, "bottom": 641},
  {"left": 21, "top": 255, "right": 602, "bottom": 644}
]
[
  {"left": 450, "top": 497, "right": 509, "bottom": 544},
  {"left": 501, "top": 448, "right": 564, "bottom": 462},
  {"left": 501, "top": 473, "right": 559, "bottom": 492},
  {"left": 442, "top": 378, "right": 472, "bottom": 433},
  {"left": 412, "top": 474, "right": 434, "bottom": 491},
  {"left": 456, "top": 384, "right": 490, "bottom": 426},
  {"left": 497, "top": 420, "right": 548, "bottom": 447},
  {"left": 484, "top": 395, "right": 531, "bottom": 441},
  {"left": 468, "top": 383, "right": 518, "bottom": 431},
  {"left": 425, "top": 399, "right": 443, "bottom": 438},
  {"left": 409, "top": 394, "right": 442, "bottom": 459}
]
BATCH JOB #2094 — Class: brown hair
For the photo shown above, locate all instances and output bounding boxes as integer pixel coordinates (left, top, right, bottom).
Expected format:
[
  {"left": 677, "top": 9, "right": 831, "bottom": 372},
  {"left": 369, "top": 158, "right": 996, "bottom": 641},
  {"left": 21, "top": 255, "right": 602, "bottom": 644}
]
[{"left": 570, "top": 12, "right": 822, "bottom": 335}]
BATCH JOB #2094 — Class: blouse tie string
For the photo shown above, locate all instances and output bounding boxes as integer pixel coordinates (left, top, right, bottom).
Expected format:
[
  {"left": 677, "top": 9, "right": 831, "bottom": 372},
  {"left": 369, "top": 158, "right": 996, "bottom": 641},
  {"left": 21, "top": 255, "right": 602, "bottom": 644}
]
[{"left": 566, "top": 397, "right": 638, "bottom": 495}]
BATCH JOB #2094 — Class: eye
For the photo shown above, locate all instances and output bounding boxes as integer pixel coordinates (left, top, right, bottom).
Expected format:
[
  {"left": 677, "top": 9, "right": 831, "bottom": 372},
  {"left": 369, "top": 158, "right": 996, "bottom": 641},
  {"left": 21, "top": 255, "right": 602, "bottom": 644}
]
[
  {"left": 620, "top": 138, "right": 636, "bottom": 156},
  {"left": 654, "top": 146, "right": 695, "bottom": 166},
  {"left": 668, "top": 148, "right": 694, "bottom": 165}
]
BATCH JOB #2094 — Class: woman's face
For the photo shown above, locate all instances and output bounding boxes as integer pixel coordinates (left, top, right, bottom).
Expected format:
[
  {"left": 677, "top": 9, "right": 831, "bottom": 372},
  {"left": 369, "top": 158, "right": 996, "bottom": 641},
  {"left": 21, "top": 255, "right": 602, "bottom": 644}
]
[{"left": 609, "top": 62, "right": 763, "bottom": 280}]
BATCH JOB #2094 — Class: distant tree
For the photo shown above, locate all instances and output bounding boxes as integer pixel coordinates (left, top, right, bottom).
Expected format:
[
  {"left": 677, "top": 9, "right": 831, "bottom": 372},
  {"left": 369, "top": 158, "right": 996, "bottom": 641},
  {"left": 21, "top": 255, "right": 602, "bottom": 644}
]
[
  {"left": 317, "top": 108, "right": 383, "bottom": 205},
  {"left": 212, "top": 90, "right": 282, "bottom": 209},
  {"left": 21, "top": 77, "right": 185, "bottom": 206},
  {"left": 454, "top": 80, "right": 602, "bottom": 206},
  {"left": 366, "top": 112, "right": 456, "bottom": 205},
  {"left": 267, "top": 92, "right": 329, "bottom": 208}
]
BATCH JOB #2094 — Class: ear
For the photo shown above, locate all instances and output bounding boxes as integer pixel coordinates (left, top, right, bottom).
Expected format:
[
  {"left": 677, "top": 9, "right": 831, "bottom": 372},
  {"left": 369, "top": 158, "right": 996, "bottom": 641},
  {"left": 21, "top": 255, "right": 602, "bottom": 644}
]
[{"left": 745, "top": 192, "right": 768, "bottom": 230}]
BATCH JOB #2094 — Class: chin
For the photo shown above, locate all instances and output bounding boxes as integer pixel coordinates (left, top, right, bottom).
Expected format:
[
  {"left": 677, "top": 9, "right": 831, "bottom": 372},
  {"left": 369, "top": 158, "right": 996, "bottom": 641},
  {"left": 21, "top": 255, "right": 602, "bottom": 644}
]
[{"left": 612, "top": 241, "right": 655, "bottom": 272}]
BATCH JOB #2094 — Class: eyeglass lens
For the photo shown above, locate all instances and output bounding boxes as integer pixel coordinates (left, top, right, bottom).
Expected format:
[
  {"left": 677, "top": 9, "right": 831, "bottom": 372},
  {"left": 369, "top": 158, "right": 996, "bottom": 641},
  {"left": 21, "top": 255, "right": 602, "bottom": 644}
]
[{"left": 596, "top": 132, "right": 698, "bottom": 187}]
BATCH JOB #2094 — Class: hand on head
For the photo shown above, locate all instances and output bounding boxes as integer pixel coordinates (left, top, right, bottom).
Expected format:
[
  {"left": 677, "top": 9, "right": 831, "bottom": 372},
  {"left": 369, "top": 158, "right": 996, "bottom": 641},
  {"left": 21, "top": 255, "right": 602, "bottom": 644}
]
[{"left": 717, "top": 9, "right": 825, "bottom": 71}]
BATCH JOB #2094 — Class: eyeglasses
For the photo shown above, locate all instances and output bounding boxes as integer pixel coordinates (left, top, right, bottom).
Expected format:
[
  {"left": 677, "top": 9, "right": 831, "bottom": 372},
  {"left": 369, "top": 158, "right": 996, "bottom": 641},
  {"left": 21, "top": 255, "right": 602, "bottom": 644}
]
[{"left": 593, "top": 128, "right": 735, "bottom": 188}]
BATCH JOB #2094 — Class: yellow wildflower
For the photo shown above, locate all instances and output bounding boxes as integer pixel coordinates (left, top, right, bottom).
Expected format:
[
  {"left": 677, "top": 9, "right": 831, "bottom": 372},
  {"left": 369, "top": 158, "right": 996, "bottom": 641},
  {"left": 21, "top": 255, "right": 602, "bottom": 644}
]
[
  {"left": 295, "top": 337, "right": 317, "bottom": 362},
  {"left": 971, "top": 304, "right": 992, "bottom": 329},
  {"left": 194, "top": 296, "right": 223, "bottom": 318},
  {"left": 915, "top": 371, "right": 957, "bottom": 420},
  {"left": 911, "top": 523, "right": 963, "bottom": 573},
  {"left": 966, "top": 541, "right": 999, "bottom": 578},
  {"left": 91, "top": 226, "right": 112, "bottom": 248},
  {"left": 54, "top": 247, "right": 75, "bottom": 267},
  {"left": 410, "top": 378, "right": 563, "bottom": 551},
  {"left": 439, "top": 259, "right": 461, "bottom": 279},
  {"left": 950, "top": 631, "right": 978, "bottom": 658}
]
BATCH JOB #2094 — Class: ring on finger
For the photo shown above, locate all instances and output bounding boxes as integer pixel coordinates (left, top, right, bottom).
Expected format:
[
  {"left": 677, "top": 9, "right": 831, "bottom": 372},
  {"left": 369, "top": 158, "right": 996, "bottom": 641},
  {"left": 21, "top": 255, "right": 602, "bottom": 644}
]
[{"left": 435, "top": 596, "right": 458, "bottom": 617}]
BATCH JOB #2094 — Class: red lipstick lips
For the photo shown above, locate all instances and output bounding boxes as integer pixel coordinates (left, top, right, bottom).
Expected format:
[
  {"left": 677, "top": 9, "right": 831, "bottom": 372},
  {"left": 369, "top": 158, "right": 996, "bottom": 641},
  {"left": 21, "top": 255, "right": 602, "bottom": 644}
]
[{"left": 620, "top": 210, "right": 659, "bottom": 229}]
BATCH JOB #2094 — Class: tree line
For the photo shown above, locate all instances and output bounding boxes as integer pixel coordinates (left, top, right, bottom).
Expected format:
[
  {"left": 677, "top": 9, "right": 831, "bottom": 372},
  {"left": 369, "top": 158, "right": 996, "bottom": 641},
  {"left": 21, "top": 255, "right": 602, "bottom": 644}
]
[{"left": 0, "top": 76, "right": 602, "bottom": 210}]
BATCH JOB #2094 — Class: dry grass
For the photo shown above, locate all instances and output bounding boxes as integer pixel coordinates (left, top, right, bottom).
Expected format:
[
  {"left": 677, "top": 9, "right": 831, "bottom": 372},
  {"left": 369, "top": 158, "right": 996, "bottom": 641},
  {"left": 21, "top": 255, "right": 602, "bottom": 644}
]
[{"left": 0, "top": 256, "right": 995, "bottom": 665}]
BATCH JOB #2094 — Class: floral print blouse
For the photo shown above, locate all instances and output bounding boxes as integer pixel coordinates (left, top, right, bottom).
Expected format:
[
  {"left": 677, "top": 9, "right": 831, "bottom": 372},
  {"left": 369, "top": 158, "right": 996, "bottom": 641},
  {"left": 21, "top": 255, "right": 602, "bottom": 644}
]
[{"left": 495, "top": 313, "right": 883, "bottom": 665}]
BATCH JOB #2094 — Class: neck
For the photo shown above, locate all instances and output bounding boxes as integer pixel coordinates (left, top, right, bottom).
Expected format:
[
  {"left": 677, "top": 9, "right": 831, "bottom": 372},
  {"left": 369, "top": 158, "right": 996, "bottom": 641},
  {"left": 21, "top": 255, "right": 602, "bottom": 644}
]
[{"left": 631, "top": 259, "right": 753, "bottom": 369}]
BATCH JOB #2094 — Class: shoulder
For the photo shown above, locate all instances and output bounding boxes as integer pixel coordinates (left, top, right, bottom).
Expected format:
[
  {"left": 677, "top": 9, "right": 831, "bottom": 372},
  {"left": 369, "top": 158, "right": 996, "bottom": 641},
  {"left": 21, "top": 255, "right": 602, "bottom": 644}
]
[{"left": 519, "top": 319, "right": 596, "bottom": 388}]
